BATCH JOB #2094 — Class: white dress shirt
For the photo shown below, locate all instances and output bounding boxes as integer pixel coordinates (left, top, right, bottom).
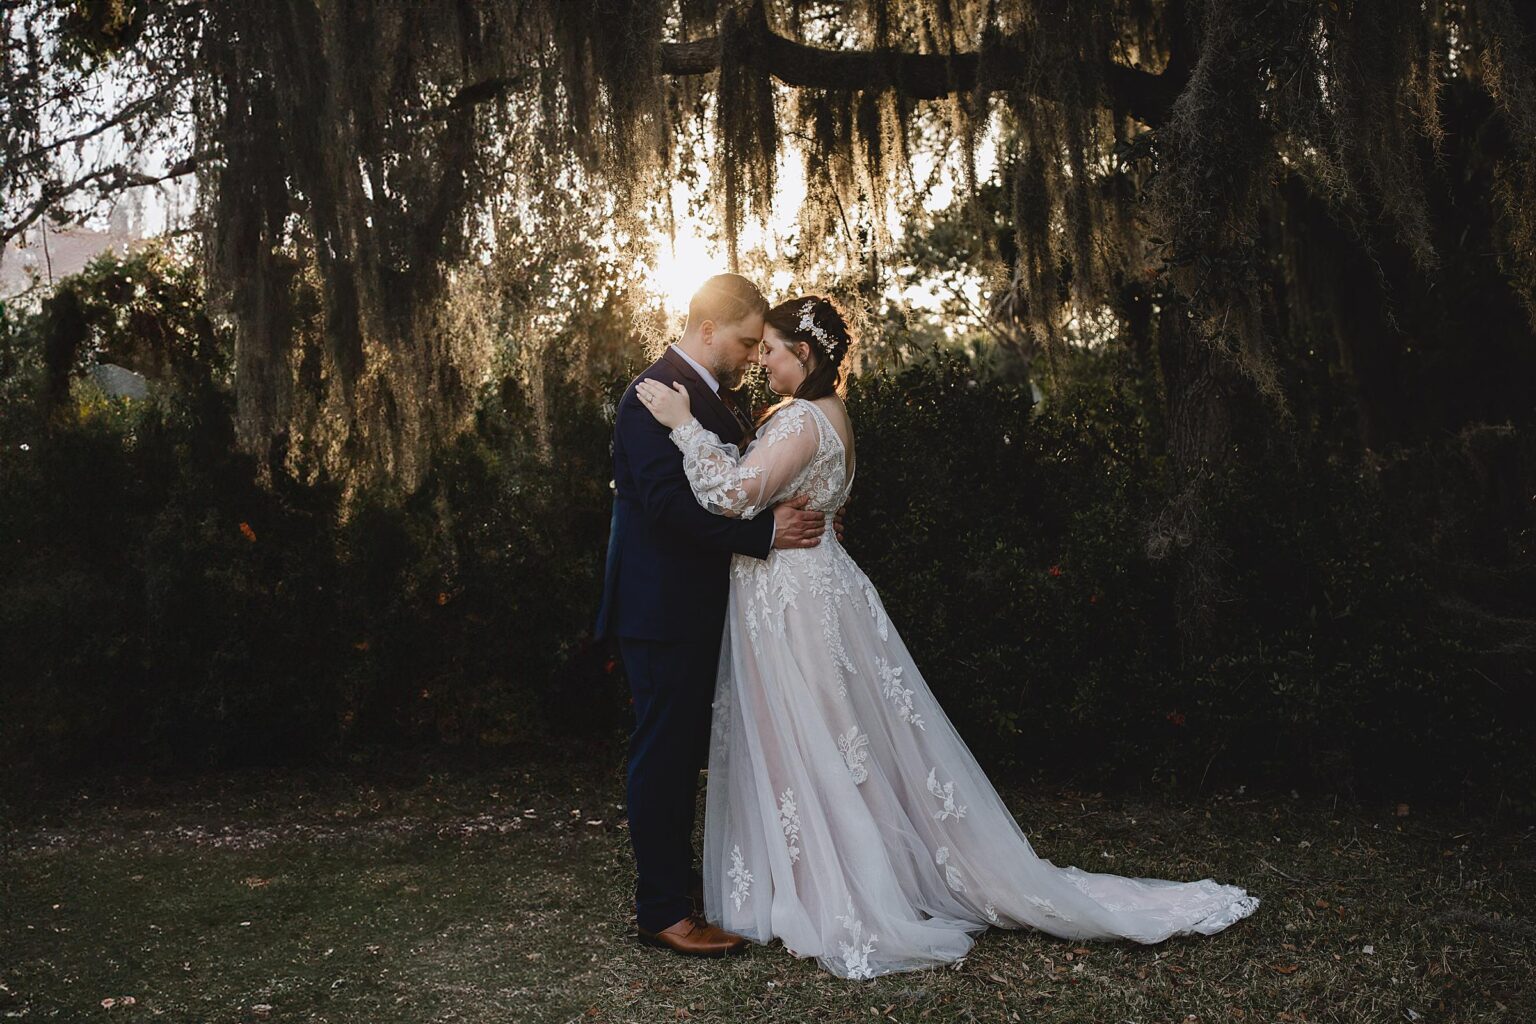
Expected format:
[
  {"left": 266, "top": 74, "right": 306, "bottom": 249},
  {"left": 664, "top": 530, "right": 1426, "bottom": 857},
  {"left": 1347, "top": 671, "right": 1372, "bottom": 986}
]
[{"left": 670, "top": 343, "right": 721, "bottom": 394}]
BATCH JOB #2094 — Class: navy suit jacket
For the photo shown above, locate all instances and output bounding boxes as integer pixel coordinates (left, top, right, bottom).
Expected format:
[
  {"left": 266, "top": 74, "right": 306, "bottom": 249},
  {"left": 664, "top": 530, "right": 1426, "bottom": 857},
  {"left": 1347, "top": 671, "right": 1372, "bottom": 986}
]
[{"left": 594, "top": 347, "right": 775, "bottom": 642}]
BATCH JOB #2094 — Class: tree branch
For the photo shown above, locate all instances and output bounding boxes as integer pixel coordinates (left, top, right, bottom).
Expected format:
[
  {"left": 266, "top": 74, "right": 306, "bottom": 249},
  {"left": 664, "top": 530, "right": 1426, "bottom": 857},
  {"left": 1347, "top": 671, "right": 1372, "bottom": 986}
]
[
  {"left": 420, "top": 72, "right": 529, "bottom": 121},
  {"left": 414, "top": 22, "right": 1179, "bottom": 129},
  {"left": 659, "top": 22, "right": 1180, "bottom": 126},
  {"left": 2, "top": 153, "right": 201, "bottom": 248},
  {"left": 13, "top": 89, "right": 174, "bottom": 166}
]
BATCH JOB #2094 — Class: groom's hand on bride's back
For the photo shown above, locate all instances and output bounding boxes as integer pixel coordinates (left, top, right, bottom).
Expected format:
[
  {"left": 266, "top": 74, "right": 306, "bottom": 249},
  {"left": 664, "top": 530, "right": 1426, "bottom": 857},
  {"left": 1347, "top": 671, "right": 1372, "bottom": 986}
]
[{"left": 772, "top": 495, "right": 826, "bottom": 549}]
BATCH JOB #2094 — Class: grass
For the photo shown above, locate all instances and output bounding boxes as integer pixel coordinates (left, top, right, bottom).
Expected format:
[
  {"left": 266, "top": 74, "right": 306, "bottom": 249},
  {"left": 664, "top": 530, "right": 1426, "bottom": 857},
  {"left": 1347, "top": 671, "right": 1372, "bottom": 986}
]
[{"left": 4, "top": 746, "right": 1532, "bottom": 1023}]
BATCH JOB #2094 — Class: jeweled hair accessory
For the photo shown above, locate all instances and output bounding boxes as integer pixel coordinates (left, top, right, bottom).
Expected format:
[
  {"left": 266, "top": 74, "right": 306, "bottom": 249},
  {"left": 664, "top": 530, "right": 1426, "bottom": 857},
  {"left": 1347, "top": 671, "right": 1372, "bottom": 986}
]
[{"left": 797, "top": 300, "right": 839, "bottom": 359}]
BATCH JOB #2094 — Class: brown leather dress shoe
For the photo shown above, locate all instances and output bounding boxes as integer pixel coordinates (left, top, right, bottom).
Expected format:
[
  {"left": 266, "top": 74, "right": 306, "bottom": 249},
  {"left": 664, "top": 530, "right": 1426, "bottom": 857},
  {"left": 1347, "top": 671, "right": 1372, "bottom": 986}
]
[{"left": 637, "top": 912, "right": 748, "bottom": 957}]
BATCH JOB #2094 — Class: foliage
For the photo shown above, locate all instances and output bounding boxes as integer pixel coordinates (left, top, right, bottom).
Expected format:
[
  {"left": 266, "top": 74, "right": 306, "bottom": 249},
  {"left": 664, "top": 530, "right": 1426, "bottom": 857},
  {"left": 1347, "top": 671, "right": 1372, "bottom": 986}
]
[
  {"left": 8, "top": 2, "right": 1536, "bottom": 499},
  {"left": 0, "top": 253, "right": 628, "bottom": 772},
  {"left": 840, "top": 347, "right": 1533, "bottom": 806},
  {"left": 3, "top": 0, "right": 1535, "bottom": 805},
  {"left": 5, "top": 246, "right": 1529, "bottom": 808}
]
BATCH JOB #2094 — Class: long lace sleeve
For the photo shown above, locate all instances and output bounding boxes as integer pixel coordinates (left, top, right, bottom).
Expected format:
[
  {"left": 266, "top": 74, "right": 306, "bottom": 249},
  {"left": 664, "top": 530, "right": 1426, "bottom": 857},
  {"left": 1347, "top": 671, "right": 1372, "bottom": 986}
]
[{"left": 669, "top": 401, "right": 820, "bottom": 519}]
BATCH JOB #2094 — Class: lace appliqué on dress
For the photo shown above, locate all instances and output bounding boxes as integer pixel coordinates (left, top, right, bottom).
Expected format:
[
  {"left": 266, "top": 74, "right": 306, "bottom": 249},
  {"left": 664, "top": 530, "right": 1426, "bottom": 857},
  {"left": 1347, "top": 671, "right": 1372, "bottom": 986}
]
[
  {"left": 804, "top": 551, "right": 857, "bottom": 687},
  {"left": 1026, "top": 894, "right": 1063, "bottom": 919},
  {"left": 728, "top": 844, "right": 754, "bottom": 911},
  {"left": 759, "top": 401, "right": 810, "bottom": 445},
  {"left": 778, "top": 788, "right": 803, "bottom": 865},
  {"left": 834, "top": 898, "right": 878, "bottom": 980},
  {"left": 670, "top": 419, "right": 768, "bottom": 518},
  {"left": 926, "top": 768, "right": 968, "bottom": 822},
  {"left": 876, "top": 656, "right": 925, "bottom": 729},
  {"left": 669, "top": 403, "right": 811, "bottom": 520},
  {"left": 733, "top": 554, "right": 800, "bottom": 654},
  {"left": 935, "top": 846, "right": 966, "bottom": 893},
  {"left": 838, "top": 725, "right": 871, "bottom": 784},
  {"left": 863, "top": 579, "right": 890, "bottom": 642},
  {"left": 732, "top": 560, "right": 764, "bottom": 649}
]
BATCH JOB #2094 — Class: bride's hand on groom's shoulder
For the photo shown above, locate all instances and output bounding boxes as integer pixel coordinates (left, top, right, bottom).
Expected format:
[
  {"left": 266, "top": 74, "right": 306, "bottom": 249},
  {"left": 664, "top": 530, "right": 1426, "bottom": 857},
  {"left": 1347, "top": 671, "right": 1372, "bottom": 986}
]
[{"left": 636, "top": 378, "right": 693, "bottom": 429}]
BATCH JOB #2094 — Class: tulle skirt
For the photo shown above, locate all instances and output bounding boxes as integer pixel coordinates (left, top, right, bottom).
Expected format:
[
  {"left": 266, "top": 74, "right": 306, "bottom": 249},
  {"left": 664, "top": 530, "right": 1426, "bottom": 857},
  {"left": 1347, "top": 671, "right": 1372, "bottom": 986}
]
[{"left": 700, "top": 535, "right": 1259, "bottom": 980}]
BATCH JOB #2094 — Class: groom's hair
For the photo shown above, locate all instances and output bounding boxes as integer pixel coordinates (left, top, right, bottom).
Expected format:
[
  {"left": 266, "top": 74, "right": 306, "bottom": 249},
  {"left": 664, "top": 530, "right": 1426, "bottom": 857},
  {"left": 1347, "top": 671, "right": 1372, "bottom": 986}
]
[{"left": 687, "top": 274, "right": 768, "bottom": 328}]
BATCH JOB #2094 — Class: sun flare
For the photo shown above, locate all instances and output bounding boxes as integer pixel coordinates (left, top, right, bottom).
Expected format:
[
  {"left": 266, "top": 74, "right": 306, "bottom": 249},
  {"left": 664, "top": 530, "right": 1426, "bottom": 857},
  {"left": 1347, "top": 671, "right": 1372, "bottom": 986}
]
[{"left": 648, "top": 222, "right": 729, "bottom": 315}]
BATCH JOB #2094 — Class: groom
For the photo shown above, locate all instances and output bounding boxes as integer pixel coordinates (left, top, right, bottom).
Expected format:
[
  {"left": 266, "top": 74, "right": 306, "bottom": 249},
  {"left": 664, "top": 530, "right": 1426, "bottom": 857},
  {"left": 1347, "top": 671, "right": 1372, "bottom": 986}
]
[{"left": 596, "top": 274, "right": 829, "bottom": 956}]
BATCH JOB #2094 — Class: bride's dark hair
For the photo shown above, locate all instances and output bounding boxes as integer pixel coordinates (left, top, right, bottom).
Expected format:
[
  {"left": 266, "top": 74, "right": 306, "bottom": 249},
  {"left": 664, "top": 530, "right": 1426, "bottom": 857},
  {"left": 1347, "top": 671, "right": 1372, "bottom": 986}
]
[{"left": 756, "top": 295, "right": 852, "bottom": 427}]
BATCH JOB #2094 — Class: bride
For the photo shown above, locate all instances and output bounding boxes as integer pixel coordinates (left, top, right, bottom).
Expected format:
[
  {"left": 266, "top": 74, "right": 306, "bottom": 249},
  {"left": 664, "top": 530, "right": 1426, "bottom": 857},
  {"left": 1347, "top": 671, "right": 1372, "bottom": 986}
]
[{"left": 632, "top": 295, "right": 1259, "bottom": 980}]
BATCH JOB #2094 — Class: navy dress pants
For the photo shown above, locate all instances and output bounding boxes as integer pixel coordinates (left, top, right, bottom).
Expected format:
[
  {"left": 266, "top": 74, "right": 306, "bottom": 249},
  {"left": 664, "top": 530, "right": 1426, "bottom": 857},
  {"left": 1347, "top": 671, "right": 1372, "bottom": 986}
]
[{"left": 619, "top": 632, "right": 722, "bottom": 933}]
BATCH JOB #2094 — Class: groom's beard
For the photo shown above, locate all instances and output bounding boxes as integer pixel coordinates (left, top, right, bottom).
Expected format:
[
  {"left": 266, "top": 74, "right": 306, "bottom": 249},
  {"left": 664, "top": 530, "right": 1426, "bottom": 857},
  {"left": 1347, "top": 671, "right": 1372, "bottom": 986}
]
[{"left": 715, "top": 364, "right": 746, "bottom": 391}]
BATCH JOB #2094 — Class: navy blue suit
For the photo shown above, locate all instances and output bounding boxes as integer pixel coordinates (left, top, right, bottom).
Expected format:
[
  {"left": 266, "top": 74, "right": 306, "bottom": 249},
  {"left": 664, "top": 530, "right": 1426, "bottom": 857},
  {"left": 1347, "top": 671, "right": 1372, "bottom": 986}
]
[{"left": 596, "top": 347, "right": 774, "bottom": 932}]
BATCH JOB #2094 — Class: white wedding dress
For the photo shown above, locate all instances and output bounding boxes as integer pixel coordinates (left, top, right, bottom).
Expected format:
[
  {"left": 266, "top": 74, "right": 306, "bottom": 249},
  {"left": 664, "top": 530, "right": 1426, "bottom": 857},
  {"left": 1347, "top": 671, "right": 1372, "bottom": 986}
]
[{"left": 669, "top": 398, "right": 1259, "bottom": 981}]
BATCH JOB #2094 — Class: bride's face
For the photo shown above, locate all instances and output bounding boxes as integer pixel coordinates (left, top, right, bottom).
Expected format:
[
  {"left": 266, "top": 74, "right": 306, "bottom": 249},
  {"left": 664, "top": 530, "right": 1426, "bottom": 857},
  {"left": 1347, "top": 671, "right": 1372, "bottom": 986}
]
[{"left": 761, "top": 326, "right": 813, "bottom": 396}]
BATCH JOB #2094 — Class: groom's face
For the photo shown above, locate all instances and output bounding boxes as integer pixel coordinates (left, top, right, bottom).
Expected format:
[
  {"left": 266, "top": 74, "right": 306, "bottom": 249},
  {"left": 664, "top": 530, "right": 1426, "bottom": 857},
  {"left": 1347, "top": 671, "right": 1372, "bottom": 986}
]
[{"left": 704, "top": 312, "right": 766, "bottom": 390}]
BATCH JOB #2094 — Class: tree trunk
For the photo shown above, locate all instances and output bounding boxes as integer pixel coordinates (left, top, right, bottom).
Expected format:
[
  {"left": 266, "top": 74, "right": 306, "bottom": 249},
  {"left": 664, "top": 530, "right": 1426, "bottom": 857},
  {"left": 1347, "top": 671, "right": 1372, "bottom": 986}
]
[{"left": 1150, "top": 292, "right": 1243, "bottom": 655}]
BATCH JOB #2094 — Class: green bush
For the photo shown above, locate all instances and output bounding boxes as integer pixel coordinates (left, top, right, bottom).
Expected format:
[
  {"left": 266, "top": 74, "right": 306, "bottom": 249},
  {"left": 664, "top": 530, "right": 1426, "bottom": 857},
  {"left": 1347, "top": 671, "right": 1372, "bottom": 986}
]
[
  {"left": 838, "top": 347, "right": 1532, "bottom": 806},
  {"left": 840, "top": 349, "right": 1174, "bottom": 782},
  {"left": 0, "top": 252, "right": 626, "bottom": 772},
  {"left": 2, "top": 255, "right": 1530, "bottom": 807}
]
